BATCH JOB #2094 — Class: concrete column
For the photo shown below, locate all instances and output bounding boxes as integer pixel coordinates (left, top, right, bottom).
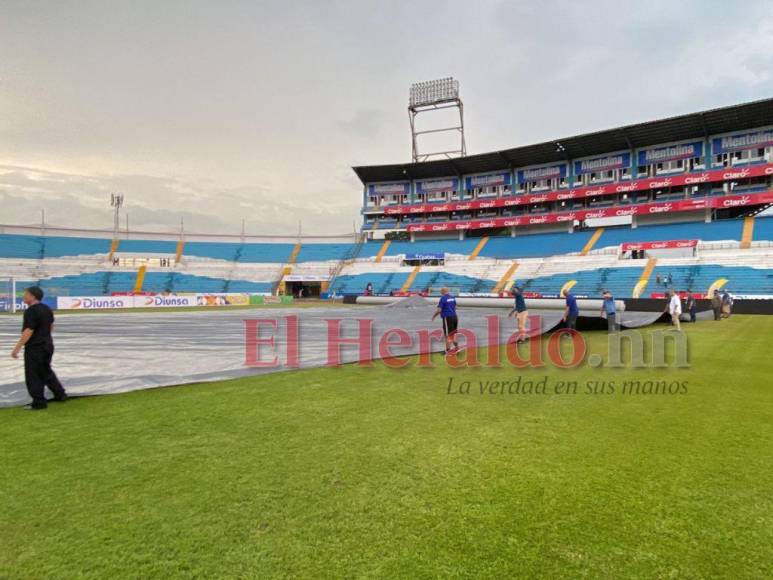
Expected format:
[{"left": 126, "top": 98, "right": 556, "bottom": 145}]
[
  {"left": 410, "top": 232, "right": 415, "bottom": 242},
  {"left": 510, "top": 227, "right": 516, "bottom": 238},
  {"left": 704, "top": 208, "right": 712, "bottom": 223},
  {"left": 631, "top": 216, "right": 638, "bottom": 229},
  {"left": 458, "top": 230, "right": 465, "bottom": 241}
]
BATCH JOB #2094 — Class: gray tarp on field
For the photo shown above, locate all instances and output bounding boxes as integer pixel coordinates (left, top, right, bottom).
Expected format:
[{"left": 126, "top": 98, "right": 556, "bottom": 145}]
[{"left": 0, "top": 303, "right": 566, "bottom": 407}]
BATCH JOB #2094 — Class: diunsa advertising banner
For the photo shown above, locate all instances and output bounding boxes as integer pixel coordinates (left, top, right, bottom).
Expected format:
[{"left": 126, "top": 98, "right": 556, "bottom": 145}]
[
  {"left": 57, "top": 296, "right": 133, "bottom": 310},
  {"left": 56, "top": 294, "right": 253, "bottom": 309},
  {"left": 137, "top": 295, "right": 199, "bottom": 308}
]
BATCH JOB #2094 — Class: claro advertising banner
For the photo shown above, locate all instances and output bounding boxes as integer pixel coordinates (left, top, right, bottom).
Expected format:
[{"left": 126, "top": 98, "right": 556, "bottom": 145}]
[
  {"left": 406, "top": 189, "right": 773, "bottom": 232},
  {"left": 378, "top": 162, "right": 773, "bottom": 217}
]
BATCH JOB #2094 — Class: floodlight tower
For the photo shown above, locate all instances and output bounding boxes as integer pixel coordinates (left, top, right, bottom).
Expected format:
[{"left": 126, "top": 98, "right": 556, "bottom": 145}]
[
  {"left": 110, "top": 193, "right": 124, "bottom": 236},
  {"left": 408, "top": 77, "right": 466, "bottom": 163}
]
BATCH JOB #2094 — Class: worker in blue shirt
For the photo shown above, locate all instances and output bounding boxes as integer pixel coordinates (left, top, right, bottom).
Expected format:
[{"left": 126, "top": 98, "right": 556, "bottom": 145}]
[
  {"left": 432, "top": 287, "right": 459, "bottom": 353},
  {"left": 508, "top": 286, "right": 529, "bottom": 342},
  {"left": 562, "top": 289, "right": 579, "bottom": 330},
  {"left": 600, "top": 290, "right": 618, "bottom": 332}
]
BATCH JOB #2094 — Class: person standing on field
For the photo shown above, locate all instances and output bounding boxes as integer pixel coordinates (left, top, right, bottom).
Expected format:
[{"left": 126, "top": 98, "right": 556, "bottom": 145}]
[
  {"left": 561, "top": 288, "right": 579, "bottom": 330},
  {"left": 721, "top": 291, "right": 733, "bottom": 318},
  {"left": 666, "top": 289, "right": 682, "bottom": 331},
  {"left": 432, "top": 287, "right": 459, "bottom": 354},
  {"left": 10, "top": 286, "right": 67, "bottom": 410},
  {"left": 600, "top": 290, "right": 618, "bottom": 332},
  {"left": 686, "top": 291, "right": 697, "bottom": 323},
  {"left": 508, "top": 286, "right": 529, "bottom": 342},
  {"left": 711, "top": 289, "right": 722, "bottom": 321}
]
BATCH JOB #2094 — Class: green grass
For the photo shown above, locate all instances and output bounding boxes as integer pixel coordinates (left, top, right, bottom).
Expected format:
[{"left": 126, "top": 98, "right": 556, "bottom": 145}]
[{"left": 1, "top": 316, "right": 772, "bottom": 579}]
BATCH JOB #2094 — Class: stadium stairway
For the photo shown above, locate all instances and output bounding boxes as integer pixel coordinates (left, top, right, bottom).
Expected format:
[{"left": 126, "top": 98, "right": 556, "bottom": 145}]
[
  {"left": 493, "top": 262, "right": 519, "bottom": 293},
  {"left": 632, "top": 258, "right": 658, "bottom": 298},
  {"left": 741, "top": 217, "right": 755, "bottom": 249},
  {"left": 374, "top": 240, "right": 391, "bottom": 262},
  {"left": 580, "top": 228, "right": 605, "bottom": 255},
  {"left": 400, "top": 266, "right": 422, "bottom": 292},
  {"left": 468, "top": 236, "right": 489, "bottom": 260}
]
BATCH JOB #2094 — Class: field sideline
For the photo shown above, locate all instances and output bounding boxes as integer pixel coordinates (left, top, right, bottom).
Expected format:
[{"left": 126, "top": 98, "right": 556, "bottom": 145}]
[
  {"left": 1, "top": 316, "right": 771, "bottom": 578},
  {"left": 0, "top": 299, "right": 351, "bottom": 316}
]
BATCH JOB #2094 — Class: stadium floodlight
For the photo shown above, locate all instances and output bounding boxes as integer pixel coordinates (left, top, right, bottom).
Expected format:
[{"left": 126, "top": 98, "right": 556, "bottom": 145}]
[
  {"left": 409, "top": 77, "right": 459, "bottom": 108},
  {"left": 408, "top": 77, "right": 466, "bottom": 163}
]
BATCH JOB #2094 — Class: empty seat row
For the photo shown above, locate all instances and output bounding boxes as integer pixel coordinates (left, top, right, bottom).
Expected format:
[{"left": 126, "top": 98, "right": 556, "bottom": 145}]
[{"left": 33, "top": 271, "right": 271, "bottom": 296}]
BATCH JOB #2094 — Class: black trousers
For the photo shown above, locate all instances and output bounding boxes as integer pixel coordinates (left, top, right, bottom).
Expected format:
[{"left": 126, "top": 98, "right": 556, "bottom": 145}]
[
  {"left": 24, "top": 346, "right": 66, "bottom": 408},
  {"left": 442, "top": 315, "right": 459, "bottom": 339}
]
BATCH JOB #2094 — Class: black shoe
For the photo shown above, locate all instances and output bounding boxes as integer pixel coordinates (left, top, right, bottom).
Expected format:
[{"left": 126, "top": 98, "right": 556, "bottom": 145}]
[
  {"left": 23, "top": 404, "right": 47, "bottom": 411},
  {"left": 49, "top": 395, "right": 68, "bottom": 403}
]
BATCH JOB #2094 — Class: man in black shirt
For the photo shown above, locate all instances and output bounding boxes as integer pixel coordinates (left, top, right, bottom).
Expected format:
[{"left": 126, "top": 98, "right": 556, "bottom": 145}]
[{"left": 10, "top": 286, "right": 67, "bottom": 410}]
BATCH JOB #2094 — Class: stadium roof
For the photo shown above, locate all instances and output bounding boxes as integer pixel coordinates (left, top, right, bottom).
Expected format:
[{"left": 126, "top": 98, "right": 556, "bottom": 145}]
[{"left": 352, "top": 96, "right": 773, "bottom": 184}]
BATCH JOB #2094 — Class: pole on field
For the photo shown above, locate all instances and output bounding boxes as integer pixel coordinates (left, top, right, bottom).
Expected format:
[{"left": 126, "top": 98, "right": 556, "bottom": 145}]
[
  {"left": 10, "top": 277, "right": 16, "bottom": 314},
  {"left": 110, "top": 193, "right": 124, "bottom": 238}
]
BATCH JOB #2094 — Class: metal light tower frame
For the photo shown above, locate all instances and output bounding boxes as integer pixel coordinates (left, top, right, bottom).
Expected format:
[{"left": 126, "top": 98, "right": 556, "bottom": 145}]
[
  {"left": 408, "top": 77, "right": 467, "bottom": 163},
  {"left": 110, "top": 193, "right": 124, "bottom": 236}
]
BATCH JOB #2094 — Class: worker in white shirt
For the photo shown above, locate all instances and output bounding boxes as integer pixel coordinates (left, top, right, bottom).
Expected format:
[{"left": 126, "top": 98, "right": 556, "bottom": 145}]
[{"left": 665, "top": 289, "right": 683, "bottom": 331}]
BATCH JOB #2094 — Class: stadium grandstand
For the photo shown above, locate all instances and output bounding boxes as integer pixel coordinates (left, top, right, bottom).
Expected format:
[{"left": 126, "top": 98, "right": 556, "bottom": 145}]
[{"left": 2, "top": 98, "right": 773, "bottom": 310}]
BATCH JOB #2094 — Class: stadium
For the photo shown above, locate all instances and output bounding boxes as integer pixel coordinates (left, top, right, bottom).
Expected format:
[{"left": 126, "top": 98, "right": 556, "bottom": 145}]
[{"left": 2, "top": 71, "right": 773, "bottom": 580}]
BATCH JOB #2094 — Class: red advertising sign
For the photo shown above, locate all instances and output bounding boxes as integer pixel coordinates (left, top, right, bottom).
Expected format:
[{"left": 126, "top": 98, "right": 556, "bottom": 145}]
[
  {"left": 621, "top": 240, "right": 698, "bottom": 251},
  {"left": 374, "top": 163, "right": 773, "bottom": 217},
  {"left": 406, "top": 190, "right": 773, "bottom": 232}
]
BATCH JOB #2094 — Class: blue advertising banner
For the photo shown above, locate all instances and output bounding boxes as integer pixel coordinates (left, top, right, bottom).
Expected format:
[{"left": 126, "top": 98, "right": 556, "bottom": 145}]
[
  {"left": 0, "top": 296, "right": 57, "bottom": 311},
  {"left": 637, "top": 141, "right": 703, "bottom": 166},
  {"left": 405, "top": 252, "right": 444, "bottom": 260},
  {"left": 464, "top": 172, "right": 512, "bottom": 189},
  {"left": 415, "top": 178, "right": 459, "bottom": 193},
  {"left": 574, "top": 152, "right": 631, "bottom": 175},
  {"left": 517, "top": 164, "right": 567, "bottom": 184},
  {"left": 367, "top": 183, "right": 409, "bottom": 195},
  {"left": 712, "top": 130, "right": 773, "bottom": 154}
]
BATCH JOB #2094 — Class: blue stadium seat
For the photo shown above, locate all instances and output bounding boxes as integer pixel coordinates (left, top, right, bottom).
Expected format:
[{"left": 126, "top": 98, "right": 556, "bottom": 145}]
[
  {"left": 35, "top": 271, "right": 271, "bottom": 296},
  {"left": 119, "top": 240, "right": 178, "bottom": 253},
  {"left": 294, "top": 243, "right": 357, "bottom": 262},
  {"left": 480, "top": 231, "right": 595, "bottom": 259},
  {"left": 521, "top": 264, "right": 773, "bottom": 298},
  {"left": 754, "top": 215, "right": 773, "bottom": 241},
  {"left": 597, "top": 219, "right": 746, "bottom": 249}
]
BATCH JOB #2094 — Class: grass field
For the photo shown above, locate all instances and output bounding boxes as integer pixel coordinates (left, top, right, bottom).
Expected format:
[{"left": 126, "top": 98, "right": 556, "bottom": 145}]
[{"left": 1, "top": 316, "right": 772, "bottom": 579}]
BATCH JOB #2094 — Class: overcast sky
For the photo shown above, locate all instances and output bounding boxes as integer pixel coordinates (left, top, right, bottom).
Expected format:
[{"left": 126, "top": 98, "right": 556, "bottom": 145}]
[{"left": 1, "top": 0, "right": 772, "bottom": 235}]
